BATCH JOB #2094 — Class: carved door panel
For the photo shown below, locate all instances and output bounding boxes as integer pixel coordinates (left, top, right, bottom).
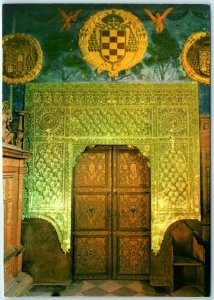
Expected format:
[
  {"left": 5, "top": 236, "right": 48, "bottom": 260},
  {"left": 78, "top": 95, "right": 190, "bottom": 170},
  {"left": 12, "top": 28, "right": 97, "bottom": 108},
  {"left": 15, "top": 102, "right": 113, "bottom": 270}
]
[
  {"left": 73, "top": 146, "right": 112, "bottom": 279},
  {"left": 112, "top": 146, "right": 150, "bottom": 279},
  {"left": 73, "top": 145, "right": 150, "bottom": 279}
]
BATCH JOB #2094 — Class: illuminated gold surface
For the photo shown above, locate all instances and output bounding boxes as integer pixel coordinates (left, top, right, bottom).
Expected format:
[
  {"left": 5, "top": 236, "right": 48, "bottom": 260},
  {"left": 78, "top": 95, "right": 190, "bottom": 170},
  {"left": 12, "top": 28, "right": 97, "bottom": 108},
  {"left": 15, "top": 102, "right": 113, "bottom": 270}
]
[
  {"left": 79, "top": 9, "right": 148, "bottom": 77},
  {"left": 3, "top": 33, "right": 43, "bottom": 84},
  {"left": 24, "top": 83, "right": 200, "bottom": 253},
  {"left": 182, "top": 31, "right": 210, "bottom": 85}
]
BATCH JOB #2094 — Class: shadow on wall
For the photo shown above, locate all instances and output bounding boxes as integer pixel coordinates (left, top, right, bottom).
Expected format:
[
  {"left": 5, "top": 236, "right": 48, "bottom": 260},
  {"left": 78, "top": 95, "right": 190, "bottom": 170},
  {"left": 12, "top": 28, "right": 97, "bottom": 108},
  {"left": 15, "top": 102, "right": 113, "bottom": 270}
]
[{"left": 21, "top": 218, "right": 71, "bottom": 284}]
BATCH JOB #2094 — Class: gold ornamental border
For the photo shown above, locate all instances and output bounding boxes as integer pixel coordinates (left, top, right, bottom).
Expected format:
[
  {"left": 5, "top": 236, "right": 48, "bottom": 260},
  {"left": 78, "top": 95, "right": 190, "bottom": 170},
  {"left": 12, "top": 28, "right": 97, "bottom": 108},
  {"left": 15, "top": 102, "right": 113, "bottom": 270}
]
[
  {"left": 182, "top": 31, "right": 210, "bottom": 85},
  {"left": 3, "top": 33, "right": 43, "bottom": 84},
  {"left": 79, "top": 9, "right": 148, "bottom": 77}
]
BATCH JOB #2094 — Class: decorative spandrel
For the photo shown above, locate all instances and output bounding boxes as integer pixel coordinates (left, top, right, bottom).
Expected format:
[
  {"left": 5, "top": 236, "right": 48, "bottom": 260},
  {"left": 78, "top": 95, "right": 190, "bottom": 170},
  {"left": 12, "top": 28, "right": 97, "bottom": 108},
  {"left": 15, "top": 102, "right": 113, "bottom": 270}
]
[
  {"left": 24, "top": 82, "right": 200, "bottom": 253},
  {"left": 32, "top": 142, "right": 65, "bottom": 209},
  {"left": 158, "top": 145, "right": 189, "bottom": 211}
]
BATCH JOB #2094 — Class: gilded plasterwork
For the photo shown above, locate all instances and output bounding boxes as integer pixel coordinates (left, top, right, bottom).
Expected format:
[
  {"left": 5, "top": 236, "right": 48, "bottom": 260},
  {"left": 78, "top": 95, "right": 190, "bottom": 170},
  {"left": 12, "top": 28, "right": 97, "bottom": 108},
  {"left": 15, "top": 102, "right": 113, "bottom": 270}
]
[{"left": 24, "top": 83, "right": 200, "bottom": 253}]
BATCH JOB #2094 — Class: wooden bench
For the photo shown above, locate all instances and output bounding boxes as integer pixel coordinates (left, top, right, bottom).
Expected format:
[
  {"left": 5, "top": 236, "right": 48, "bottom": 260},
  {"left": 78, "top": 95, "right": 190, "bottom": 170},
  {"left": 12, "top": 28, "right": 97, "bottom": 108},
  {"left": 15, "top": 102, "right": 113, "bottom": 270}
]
[{"left": 171, "top": 221, "right": 205, "bottom": 293}]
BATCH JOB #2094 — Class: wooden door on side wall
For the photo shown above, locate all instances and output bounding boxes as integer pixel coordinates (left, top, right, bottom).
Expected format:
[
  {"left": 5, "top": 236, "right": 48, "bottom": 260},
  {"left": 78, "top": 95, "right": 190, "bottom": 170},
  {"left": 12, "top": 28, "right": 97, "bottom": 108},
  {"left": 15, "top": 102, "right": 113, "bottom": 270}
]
[{"left": 73, "top": 145, "right": 150, "bottom": 280}]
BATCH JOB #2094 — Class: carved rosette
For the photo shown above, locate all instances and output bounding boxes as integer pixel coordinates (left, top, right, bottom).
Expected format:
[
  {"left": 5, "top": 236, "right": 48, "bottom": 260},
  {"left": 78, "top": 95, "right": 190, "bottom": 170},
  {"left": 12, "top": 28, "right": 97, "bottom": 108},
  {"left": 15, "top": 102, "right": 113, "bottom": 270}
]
[{"left": 24, "top": 82, "right": 200, "bottom": 253}]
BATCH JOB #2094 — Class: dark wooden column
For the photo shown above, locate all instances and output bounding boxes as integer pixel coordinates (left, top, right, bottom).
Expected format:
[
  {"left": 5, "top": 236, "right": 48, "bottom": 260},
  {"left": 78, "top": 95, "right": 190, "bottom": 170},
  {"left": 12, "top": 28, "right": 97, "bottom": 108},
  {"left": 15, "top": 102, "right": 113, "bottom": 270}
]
[{"left": 199, "top": 116, "right": 210, "bottom": 296}]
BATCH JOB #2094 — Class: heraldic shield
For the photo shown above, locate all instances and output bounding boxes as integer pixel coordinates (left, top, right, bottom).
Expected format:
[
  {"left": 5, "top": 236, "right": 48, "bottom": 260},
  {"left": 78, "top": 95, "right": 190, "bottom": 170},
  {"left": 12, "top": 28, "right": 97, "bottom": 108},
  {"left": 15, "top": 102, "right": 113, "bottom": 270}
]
[{"left": 100, "top": 29, "right": 126, "bottom": 63}]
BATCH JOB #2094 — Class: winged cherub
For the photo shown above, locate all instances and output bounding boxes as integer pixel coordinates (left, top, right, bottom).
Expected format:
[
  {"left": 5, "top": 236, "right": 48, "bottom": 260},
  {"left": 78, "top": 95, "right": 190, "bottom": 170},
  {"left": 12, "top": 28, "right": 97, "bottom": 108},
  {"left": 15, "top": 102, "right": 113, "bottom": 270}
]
[
  {"left": 144, "top": 7, "right": 173, "bottom": 33},
  {"left": 57, "top": 8, "right": 83, "bottom": 32}
]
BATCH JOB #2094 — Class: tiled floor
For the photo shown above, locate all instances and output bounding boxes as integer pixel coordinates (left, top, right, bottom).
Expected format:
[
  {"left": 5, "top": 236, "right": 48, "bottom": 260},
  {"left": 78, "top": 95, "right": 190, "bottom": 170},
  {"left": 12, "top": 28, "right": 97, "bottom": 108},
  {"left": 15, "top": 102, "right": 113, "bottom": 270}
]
[{"left": 26, "top": 280, "right": 204, "bottom": 297}]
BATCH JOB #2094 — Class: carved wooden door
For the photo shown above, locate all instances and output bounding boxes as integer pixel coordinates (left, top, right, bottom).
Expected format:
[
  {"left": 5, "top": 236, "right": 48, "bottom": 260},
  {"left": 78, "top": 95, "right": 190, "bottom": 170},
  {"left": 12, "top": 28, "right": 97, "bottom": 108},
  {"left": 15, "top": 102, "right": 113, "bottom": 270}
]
[{"left": 73, "top": 146, "right": 150, "bottom": 279}]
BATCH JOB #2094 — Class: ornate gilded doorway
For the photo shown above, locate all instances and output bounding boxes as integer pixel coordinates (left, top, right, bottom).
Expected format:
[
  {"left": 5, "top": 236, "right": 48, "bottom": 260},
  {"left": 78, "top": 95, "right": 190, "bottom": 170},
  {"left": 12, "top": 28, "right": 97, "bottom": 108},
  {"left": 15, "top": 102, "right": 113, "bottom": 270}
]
[{"left": 72, "top": 145, "right": 150, "bottom": 279}]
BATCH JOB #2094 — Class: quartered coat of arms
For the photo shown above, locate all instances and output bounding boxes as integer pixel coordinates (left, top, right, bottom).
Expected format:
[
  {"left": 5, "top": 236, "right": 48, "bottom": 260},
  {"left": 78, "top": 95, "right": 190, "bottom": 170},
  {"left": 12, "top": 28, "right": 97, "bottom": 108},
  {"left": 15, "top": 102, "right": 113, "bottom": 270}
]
[{"left": 79, "top": 9, "right": 148, "bottom": 77}]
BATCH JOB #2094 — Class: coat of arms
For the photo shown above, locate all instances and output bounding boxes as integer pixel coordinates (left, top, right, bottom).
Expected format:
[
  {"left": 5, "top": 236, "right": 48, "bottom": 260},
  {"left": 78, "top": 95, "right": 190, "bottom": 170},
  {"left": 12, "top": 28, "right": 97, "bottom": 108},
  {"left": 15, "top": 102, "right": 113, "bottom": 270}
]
[
  {"left": 79, "top": 10, "right": 148, "bottom": 77},
  {"left": 3, "top": 33, "right": 43, "bottom": 84},
  {"left": 182, "top": 32, "right": 210, "bottom": 85}
]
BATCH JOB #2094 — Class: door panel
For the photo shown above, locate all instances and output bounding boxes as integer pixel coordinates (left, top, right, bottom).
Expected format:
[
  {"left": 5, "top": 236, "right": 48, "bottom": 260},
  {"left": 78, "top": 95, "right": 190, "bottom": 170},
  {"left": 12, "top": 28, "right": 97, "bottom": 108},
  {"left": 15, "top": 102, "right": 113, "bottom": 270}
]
[
  {"left": 73, "top": 145, "right": 150, "bottom": 279},
  {"left": 75, "top": 151, "right": 108, "bottom": 187},
  {"left": 74, "top": 236, "right": 108, "bottom": 275},
  {"left": 117, "top": 149, "right": 150, "bottom": 188},
  {"left": 113, "top": 146, "right": 150, "bottom": 279},
  {"left": 117, "top": 236, "right": 150, "bottom": 275},
  {"left": 73, "top": 146, "right": 112, "bottom": 279},
  {"left": 75, "top": 194, "right": 107, "bottom": 230},
  {"left": 117, "top": 193, "right": 150, "bottom": 230}
]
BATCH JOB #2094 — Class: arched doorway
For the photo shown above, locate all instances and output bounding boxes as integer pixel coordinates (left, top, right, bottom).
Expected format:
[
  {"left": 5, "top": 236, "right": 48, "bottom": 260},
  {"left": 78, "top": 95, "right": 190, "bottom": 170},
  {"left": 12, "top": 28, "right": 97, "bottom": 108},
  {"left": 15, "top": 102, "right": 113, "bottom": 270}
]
[{"left": 72, "top": 145, "right": 151, "bottom": 280}]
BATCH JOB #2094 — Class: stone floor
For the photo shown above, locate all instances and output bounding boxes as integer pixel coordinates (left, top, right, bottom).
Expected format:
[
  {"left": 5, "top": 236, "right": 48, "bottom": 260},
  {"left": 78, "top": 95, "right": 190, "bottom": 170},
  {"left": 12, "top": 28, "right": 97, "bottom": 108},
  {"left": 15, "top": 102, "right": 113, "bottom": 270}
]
[{"left": 25, "top": 280, "right": 204, "bottom": 297}]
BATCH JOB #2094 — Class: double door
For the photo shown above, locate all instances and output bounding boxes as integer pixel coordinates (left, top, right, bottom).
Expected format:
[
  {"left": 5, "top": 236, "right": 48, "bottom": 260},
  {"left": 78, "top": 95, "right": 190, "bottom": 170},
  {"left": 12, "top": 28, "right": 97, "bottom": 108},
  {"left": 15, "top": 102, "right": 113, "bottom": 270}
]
[{"left": 73, "top": 145, "right": 150, "bottom": 279}]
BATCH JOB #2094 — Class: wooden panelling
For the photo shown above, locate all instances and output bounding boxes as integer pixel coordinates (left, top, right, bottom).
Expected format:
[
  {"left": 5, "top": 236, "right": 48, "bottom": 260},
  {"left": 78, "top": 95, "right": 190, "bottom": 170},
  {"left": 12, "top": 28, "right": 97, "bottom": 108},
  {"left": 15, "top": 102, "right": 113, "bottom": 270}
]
[
  {"left": 199, "top": 116, "right": 210, "bottom": 241},
  {"left": 3, "top": 146, "right": 32, "bottom": 295},
  {"left": 21, "top": 218, "right": 71, "bottom": 283}
]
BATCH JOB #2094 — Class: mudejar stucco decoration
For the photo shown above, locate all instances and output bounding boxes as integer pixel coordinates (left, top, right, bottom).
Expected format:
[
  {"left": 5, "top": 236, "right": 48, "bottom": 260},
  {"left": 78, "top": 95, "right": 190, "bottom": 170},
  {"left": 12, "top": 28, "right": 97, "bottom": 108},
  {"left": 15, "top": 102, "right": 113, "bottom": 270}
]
[{"left": 23, "top": 83, "right": 200, "bottom": 253}]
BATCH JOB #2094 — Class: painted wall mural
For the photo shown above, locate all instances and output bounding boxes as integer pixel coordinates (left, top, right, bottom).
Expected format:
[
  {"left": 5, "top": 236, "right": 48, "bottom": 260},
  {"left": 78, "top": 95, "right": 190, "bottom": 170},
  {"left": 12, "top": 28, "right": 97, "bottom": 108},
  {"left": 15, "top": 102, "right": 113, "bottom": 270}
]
[
  {"left": 24, "top": 82, "right": 200, "bottom": 253},
  {"left": 2, "top": 4, "right": 210, "bottom": 114}
]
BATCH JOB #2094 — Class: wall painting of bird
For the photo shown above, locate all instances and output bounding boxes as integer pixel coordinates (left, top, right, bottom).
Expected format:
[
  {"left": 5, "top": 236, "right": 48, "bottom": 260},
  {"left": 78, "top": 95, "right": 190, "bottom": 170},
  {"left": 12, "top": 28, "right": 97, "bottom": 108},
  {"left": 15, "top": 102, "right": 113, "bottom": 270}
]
[
  {"left": 57, "top": 8, "right": 83, "bottom": 32},
  {"left": 144, "top": 7, "right": 173, "bottom": 33}
]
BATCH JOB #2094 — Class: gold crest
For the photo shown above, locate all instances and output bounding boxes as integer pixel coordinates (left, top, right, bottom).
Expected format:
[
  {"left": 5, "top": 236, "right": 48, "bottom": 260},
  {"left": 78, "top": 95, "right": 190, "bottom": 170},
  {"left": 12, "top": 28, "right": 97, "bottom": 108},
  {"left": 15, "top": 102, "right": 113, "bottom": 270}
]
[
  {"left": 79, "top": 9, "right": 148, "bottom": 77},
  {"left": 3, "top": 33, "right": 43, "bottom": 84},
  {"left": 182, "top": 32, "right": 210, "bottom": 85}
]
